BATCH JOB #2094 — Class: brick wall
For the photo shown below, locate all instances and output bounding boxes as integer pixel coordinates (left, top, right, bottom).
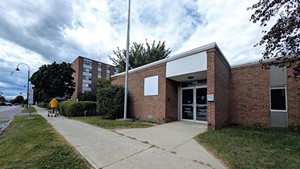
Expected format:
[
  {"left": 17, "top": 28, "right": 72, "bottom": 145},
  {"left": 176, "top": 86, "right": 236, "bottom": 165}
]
[
  {"left": 71, "top": 57, "right": 83, "bottom": 100},
  {"left": 112, "top": 63, "right": 167, "bottom": 123},
  {"left": 230, "top": 64, "right": 270, "bottom": 126},
  {"left": 207, "top": 49, "right": 230, "bottom": 129},
  {"left": 287, "top": 66, "right": 300, "bottom": 124},
  {"left": 214, "top": 51, "right": 231, "bottom": 129}
]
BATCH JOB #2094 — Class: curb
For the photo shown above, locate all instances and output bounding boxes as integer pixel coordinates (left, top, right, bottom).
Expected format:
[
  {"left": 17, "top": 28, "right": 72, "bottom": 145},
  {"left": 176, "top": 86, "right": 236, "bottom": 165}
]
[{"left": 0, "top": 118, "right": 14, "bottom": 135}]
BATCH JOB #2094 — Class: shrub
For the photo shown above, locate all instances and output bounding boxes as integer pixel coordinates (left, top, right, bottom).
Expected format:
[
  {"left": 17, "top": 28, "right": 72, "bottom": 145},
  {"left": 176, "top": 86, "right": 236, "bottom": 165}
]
[
  {"left": 59, "top": 101, "right": 70, "bottom": 116},
  {"left": 97, "top": 85, "right": 124, "bottom": 119},
  {"left": 288, "top": 123, "right": 300, "bottom": 132},
  {"left": 37, "top": 102, "right": 48, "bottom": 108},
  {"left": 66, "top": 102, "right": 83, "bottom": 116},
  {"left": 59, "top": 101, "right": 83, "bottom": 116},
  {"left": 81, "top": 101, "right": 97, "bottom": 116}
]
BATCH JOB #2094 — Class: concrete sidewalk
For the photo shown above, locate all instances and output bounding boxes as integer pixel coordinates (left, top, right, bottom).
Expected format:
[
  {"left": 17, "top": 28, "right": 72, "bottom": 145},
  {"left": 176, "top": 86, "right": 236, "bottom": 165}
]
[{"left": 36, "top": 107, "right": 226, "bottom": 169}]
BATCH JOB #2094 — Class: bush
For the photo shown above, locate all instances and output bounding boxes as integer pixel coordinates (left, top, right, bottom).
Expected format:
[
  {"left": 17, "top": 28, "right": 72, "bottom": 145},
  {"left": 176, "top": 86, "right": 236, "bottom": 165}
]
[
  {"left": 37, "top": 102, "right": 48, "bottom": 108},
  {"left": 81, "top": 101, "right": 97, "bottom": 116},
  {"left": 288, "top": 123, "right": 300, "bottom": 132},
  {"left": 97, "top": 85, "right": 124, "bottom": 119},
  {"left": 59, "top": 101, "right": 83, "bottom": 116},
  {"left": 66, "top": 102, "right": 83, "bottom": 116},
  {"left": 59, "top": 101, "right": 69, "bottom": 116}
]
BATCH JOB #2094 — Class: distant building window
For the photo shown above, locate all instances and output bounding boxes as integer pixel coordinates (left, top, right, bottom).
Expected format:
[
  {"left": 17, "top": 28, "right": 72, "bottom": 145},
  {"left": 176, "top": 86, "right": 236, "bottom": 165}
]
[
  {"left": 83, "top": 83, "right": 91, "bottom": 88},
  {"left": 83, "top": 68, "right": 92, "bottom": 73},
  {"left": 270, "top": 87, "right": 286, "bottom": 111},
  {"left": 98, "top": 63, "right": 102, "bottom": 68},
  {"left": 114, "top": 68, "right": 118, "bottom": 74},
  {"left": 83, "top": 75, "right": 91, "bottom": 80},
  {"left": 106, "top": 73, "right": 110, "bottom": 79},
  {"left": 98, "top": 71, "right": 102, "bottom": 75},
  {"left": 84, "top": 60, "right": 92, "bottom": 66}
]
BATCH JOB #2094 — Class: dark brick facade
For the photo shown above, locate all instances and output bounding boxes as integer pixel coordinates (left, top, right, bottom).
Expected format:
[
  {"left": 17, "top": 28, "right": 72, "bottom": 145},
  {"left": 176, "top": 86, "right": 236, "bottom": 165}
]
[
  {"left": 230, "top": 64, "right": 270, "bottom": 126},
  {"left": 71, "top": 56, "right": 116, "bottom": 100},
  {"left": 207, "top": 48, "right": 231, "bottom": 130},
  {"left": 111, "top": 45, "right": 300, "bottom": 129},
  {"left": 286, "top": 66, "right": 300, "bottom": 124},
  {"left": 112, "top": 63, "right": 168, "bottom": 123}
]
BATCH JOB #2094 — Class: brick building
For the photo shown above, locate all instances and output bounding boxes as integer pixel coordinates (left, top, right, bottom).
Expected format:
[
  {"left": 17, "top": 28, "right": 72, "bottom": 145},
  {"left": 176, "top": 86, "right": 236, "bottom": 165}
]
[
  {"left": 111, "top": 43, "right": 300, "bottom": 129},
  {"left": 71, "top": 56, "right": 117, "bottom": 100}
]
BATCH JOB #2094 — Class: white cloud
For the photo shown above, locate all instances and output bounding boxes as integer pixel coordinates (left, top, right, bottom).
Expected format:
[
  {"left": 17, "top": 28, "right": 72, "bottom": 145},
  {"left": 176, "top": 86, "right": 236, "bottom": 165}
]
[{"left": 0, "top": 0, "right": 270, "bottom": 97}]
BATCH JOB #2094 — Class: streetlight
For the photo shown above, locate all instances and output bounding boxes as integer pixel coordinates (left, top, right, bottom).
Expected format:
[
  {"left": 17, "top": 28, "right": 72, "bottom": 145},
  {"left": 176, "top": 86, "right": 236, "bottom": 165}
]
[{"left": 15, "top": 63, "right": 31, "bottom": 115}]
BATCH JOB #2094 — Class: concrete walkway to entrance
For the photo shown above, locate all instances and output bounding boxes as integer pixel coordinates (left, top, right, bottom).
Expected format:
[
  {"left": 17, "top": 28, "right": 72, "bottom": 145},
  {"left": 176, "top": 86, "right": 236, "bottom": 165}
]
[{"left": 36, "top": 107, "right": 226, "bottom": 169}]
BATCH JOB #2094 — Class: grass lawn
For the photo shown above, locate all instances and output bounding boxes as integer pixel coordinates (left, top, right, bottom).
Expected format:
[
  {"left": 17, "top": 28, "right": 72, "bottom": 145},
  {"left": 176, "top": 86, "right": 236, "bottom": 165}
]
[
  {"left": 195, "top": 127, "right": 300, "bottom": 169},
  {"left": 0, "top": 115, "right": 90, "bottom": 169},
  {"left": 21, "top": 106, "right": 37, "bottom": 113},
  {"left": 71, "top": 116, "right": 154, "bottom": 129}
]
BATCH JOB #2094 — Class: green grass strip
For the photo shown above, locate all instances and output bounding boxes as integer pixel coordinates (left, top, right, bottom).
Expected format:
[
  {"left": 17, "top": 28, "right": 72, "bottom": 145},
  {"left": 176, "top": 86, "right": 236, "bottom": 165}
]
[
  {"left": 195, "top": 127, "right": 300, "bottom": 169},
  {"left": 71, "top": 116, "right": 154, "bottom": 129},
  {"left": 0, "top": 115, "right": 90, "bottom": 169}
]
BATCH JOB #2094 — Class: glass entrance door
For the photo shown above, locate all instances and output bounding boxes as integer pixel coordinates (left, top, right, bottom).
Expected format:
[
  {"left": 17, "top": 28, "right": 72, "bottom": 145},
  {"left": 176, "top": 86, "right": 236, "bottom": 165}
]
[
  {"left": 182, "top": 88, "right": 194, "bottom": 120},
  {"left": 181, "top": 86, "right": 207, "bottom": 122},
  {"left": 196, "top": 88, "right": 207, "bottom": 121}
]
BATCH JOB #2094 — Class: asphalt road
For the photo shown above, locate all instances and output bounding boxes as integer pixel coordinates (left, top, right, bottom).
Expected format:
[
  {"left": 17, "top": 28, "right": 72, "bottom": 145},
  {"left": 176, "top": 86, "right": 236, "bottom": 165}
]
[{"left": 0, "top": 106, "right": 22, "bottom": 129}]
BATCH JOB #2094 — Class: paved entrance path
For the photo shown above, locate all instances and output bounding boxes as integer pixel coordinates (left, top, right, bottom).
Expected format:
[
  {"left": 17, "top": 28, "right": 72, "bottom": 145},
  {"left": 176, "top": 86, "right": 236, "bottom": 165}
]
[{"left": 36, "top": 107, "right": 226, "bottom": 169}]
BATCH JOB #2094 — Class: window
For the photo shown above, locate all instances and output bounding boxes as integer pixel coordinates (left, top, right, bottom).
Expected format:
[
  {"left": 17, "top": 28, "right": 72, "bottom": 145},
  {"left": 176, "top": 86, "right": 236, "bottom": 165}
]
[
  {"left": 83, "top": 75, "right": 91, "bottom": 80},
  {"left": 114, "top": 68, "right": 118, "bottom": 74},
  {"left": 83, "top": 68, "right": 92, "bottom": 73},
  {"left": 98, "top": 63, "right": 102, "bottom": 68},
  {"left": 83, "top": 83, "right": 91, "bottom": 88},
  {"left": 84, "top": 60, "right": 92, "bottom": 66},
  {"left": 270, "top": 87, "right": 286, "bottom": 111},
  {"left": 106, "top": 73, "right": 110, "bottom": 79}
]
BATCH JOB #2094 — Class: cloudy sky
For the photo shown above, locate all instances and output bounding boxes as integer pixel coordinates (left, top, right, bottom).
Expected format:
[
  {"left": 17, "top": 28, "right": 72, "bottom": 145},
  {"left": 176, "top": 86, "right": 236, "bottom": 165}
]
[{"left": 0, "top": 0, "right": 267, "bottom": 99}]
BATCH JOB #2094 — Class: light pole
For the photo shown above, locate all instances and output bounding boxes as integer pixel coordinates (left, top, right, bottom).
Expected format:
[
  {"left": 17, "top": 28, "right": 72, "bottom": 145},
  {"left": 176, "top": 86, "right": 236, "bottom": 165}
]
[
  {"left": 123, "top": 0, "right": 131, "bottom": 120},
  {"left": 15, "top": 63, "right": 31, "bottom": 115}
]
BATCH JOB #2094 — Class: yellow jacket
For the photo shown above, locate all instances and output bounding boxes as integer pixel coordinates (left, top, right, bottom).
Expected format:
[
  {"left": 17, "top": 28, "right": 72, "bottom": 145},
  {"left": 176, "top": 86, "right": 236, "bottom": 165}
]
[{"left": 49, "top": 99, "right": 58, "bottom": 108}]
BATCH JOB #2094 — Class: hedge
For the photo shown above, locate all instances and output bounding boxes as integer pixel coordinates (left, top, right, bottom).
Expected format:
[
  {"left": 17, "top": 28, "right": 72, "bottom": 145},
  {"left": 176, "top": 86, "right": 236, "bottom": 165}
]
[
  {"left": 59, "top": 101, "right": 97, "bottom": 117},
  {"left": 81, "top": 101, "right": 97, "bottom": 116},
  {"left": 97, "top": 85, "right": 124, "bottom": 119},
  {"left": 37, "top": 102, "right": 48, "bottom": 108}
]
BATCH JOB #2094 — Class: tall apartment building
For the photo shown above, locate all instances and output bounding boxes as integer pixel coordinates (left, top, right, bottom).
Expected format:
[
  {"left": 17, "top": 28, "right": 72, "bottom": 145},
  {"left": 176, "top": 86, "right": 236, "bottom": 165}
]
[{"left": 71, "top": 56, "right": 117, "bottom": 100}]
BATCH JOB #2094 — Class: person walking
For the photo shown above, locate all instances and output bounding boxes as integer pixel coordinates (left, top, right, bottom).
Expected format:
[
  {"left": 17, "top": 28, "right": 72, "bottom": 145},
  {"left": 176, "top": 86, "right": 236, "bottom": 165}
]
[{"left": 48, "top": 98, "right": 59, "bottom": 117}]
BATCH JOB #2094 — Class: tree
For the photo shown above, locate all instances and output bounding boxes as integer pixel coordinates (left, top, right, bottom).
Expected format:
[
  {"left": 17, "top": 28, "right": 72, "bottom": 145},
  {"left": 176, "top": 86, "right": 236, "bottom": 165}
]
[
  {"left": 11, "top": 95, "right": 24, "bottom": 104},
  {"left": 109, "top": 40, "right": 171, "bottom": 72},
  {"left": 0, "top": 95, "right": 5, "bottom": 103},
  {"left": 30, "top": 62, "right": 75, "bottom": 102},
  {"left": 248, "top": 0, "right": 300, "bottom": 77}
]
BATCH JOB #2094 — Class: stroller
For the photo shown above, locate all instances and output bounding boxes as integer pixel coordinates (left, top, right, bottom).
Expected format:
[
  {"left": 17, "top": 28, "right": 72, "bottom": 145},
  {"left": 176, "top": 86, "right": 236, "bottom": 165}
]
[{"left": 48, "top": 107, "right": 58, "bottom": 117}]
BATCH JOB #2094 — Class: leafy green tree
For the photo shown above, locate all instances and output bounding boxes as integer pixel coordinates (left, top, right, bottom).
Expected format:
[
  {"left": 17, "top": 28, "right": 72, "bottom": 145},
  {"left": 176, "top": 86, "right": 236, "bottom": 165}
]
[
  {"left": 11, "top": 95, "right": 24, "bottom": 104},
  {"left": 248, "top": 0, "right": 300, "bottom": 77},
  {"left": 30, "top": 62, "right": 75, "bottom": 102},
  {"left": 109, "top": 40, "right": 171, "bottom": 72},
  {"left": 0, "top": 95, "right": 5, "bottom": 103}
]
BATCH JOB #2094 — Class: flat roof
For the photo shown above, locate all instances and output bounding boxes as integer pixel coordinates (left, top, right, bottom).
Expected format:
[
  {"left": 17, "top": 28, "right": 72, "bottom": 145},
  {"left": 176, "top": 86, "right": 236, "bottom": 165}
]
[{"left": 112, "top": 42, "right": 230, "bottom": 77}]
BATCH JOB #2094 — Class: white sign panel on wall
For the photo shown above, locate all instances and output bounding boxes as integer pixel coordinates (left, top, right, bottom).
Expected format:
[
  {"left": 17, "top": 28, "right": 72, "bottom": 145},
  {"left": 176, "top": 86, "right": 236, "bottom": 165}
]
[{"left": 144, "top": 76, "right": 159, "bottom": 96}]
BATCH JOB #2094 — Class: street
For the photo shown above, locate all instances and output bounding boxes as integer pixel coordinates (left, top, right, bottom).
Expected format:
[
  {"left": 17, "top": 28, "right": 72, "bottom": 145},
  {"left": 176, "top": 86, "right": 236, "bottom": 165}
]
[{"left": 0, "top": 106, "right": 22, "bottom": 130}]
